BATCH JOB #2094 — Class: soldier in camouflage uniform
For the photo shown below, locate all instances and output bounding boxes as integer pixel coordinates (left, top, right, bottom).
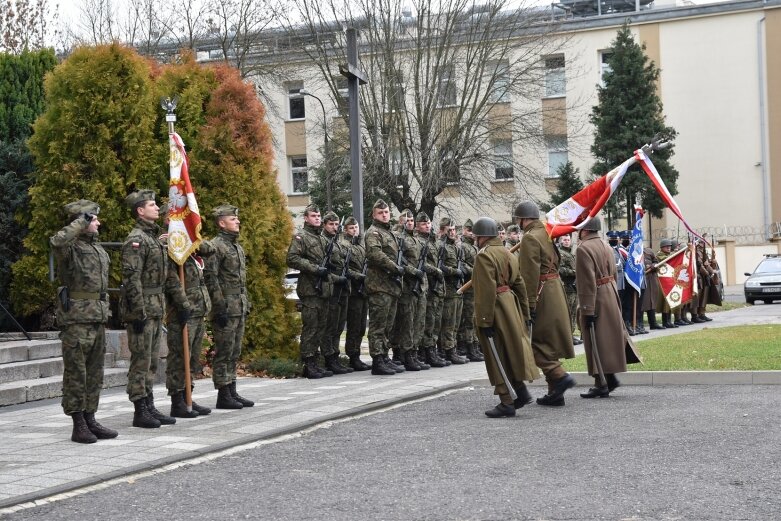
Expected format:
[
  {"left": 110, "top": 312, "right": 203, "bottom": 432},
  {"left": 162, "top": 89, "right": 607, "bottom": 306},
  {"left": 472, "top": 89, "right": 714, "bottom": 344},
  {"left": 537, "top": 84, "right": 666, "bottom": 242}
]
[
  {"left": 203, "top": 204, "right": 254, "bottom": 409},
  {"left": 505, "top": 224, "right": 521, "bottom": 250},
  {"left": 286, "top": 205, "right": 336, "bottom": 379},
  {"left": 51, "top": 200, "right": 118, "bottom": 444},
  {"left": 410, "top": 212, "right": 440, "bottom": 368},
  {"left": 122, "top": 190, "right": 191, "bottom": 428},
  {"left": 557, "top": 234, "right": 582, "bottom": 345},
  {"left": 420, "top": 213, "right": 448, "bottom": 368},
  {"left": 365, "top": 199, "right": 413, "bottom": 375},
  {"left": 456, "top": 219, "right": 484, "bottom": 362},
  {"left": 498, "top": 223, "right": 506, "bottom": 246},
  {"left": 321, "top": 211, "right": 353, "bottom": 375},
  {"left": 342, "top": 217, "right": 371, "bottom": 371},
  {"left": 438, "top": 218, "right": 469, "bottom": 364}
]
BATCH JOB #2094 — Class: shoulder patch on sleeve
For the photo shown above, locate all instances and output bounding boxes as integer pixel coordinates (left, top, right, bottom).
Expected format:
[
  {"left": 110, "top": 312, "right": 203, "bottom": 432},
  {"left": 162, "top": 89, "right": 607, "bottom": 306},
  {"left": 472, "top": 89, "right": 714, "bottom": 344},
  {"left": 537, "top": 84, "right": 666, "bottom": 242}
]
[
  {"left": 295, "top": 235, "right": 302, "bottom": 240},
  {"left": 132, "top": 242, "right": 140, "bottom": 249}
]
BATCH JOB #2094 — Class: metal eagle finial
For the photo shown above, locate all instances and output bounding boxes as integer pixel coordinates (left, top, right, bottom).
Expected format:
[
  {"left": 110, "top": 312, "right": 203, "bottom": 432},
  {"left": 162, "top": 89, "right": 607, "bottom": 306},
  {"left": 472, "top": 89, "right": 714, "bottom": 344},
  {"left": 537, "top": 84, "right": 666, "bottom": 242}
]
[
  {"left": 160, "top": 96, "right": 179, "bottom": 114},
  {"left": 641, "top": 133, "right": 671, "bottom": 154}
]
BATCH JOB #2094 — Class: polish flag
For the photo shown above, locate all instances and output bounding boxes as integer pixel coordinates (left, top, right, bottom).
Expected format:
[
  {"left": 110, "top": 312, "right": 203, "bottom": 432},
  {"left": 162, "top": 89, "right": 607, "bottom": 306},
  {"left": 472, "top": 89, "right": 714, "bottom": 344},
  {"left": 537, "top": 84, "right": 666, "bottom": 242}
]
[
  {"left": 657, "top": 245, "right": 698, "bottom": 309},
  {"left": 167, "top": 132, "right": 203, "bottom": 265}
]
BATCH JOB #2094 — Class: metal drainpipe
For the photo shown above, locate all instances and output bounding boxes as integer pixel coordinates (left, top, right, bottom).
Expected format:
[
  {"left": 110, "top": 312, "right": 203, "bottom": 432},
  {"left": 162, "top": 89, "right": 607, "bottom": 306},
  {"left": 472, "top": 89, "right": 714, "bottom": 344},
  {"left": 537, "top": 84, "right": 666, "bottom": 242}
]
[{"left": 758, "top": 16, "right": 771, "bottom": 240}]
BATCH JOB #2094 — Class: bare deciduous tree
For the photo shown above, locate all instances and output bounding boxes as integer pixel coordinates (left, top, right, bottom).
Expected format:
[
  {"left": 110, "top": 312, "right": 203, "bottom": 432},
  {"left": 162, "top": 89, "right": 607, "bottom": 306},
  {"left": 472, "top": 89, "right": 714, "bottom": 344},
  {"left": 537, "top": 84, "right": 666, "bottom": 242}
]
[{"left": 1, "top": 0, "right": 53, "bottom": 53}]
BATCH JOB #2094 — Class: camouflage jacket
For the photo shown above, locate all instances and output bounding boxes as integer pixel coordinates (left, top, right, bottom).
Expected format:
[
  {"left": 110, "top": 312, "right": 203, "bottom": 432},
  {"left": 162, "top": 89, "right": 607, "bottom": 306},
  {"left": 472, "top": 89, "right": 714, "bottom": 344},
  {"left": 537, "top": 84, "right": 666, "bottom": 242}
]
[
  {"left": 559, "top": 245, "right": 577, "bottom": 289},
  {"left": 287, "top": 223, "right": 335, "bottom": 298},
  {"left": 121, "top": 219, "right": 189, "bottom": 321},
  {"left": 440, "top": 236, "right": 461, "bottom": 297},
  {"left": 399, "top": 228, "right": 423, "bottom": 294},
  {"left": 429, "top": 235, "right": 447, "bottom": 297},
  {"left": 460, "top": 236, "right": 477, "bottom": 286},
  {"left": 204, "top": 230, "right": 250, "bottom": 317},
  {"left": 365, "top": 219, "right": 411, "bottom": 297},
  {"left": 325, "top": 229, "right": 351, "bottom": 297},
  {"left": 50, "top": 219, "right": 111, "bottom": 326},
  {"left": 339, "top": 235, "right": 365, "bottom": 295},
  {"left": 165, "top": 243, "right": 214, "bottom": 321}
]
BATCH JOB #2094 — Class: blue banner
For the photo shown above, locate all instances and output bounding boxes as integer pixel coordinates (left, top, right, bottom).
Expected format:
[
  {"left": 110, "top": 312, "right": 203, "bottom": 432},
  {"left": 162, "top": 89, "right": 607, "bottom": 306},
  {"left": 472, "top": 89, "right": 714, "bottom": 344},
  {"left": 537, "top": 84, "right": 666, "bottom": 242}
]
[{"left": 624, "top": 208, "right": 645, "bottom": 294}]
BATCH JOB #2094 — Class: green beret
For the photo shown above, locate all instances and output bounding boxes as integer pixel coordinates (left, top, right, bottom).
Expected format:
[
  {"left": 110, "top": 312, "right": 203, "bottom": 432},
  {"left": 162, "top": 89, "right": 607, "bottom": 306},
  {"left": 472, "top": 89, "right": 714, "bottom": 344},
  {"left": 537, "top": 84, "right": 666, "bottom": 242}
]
[
  {"left": 344, "top": 216, "right": 358, "bottom": 226},
  {"left": 463, "top": 218, "right": 474, "bottom": 229},
  {"left": 213, "top": 204, "right": 239, "bottom": 218},
  {"left": 323, "top": 211, "right": 339, "bottom": 223},
  {"left": 372, "top": 199, "right": 389, "bottom": 210},
  {"left": 124, "top": 189, "right": 156, "bottom": 208},
  {"left": 506, "top": 224, "right": 520, "bottom": 233},
  {"left": 415, "top": 211, "right": 430, "bottom": 223},
  {"left": 64, "top": 199, "right": 100, "bottom": 220}
]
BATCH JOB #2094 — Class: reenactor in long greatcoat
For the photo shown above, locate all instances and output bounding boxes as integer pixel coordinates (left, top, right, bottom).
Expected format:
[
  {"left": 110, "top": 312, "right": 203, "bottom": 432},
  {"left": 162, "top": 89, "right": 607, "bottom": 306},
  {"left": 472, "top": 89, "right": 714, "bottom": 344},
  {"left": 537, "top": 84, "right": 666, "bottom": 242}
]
[
  {"left": 438, "top": 218, "right": 468, "bottom": 365},
  {"left": 472, "top": 217, "right": 537, "bottom": 418},
  {"left": 655, "top": 239, "right": 678, "bottom": 329},
  {"left": 321, "top": 211, "right": 353, "bottom": 375},
  {"left": 456, "top": 219, "right": 484, "bottom": 361},
  {"left": 342, "top": 217, "right": 371, "bottom": 371},
  {"left": 514, "top": 201, "right": 575, "bottom": 406},
  {"left": 575, "top": 217, "right": 641, "bottom": 398},
  {"left": 122, "top": 190, "right": 190, "bottom": 428},
  {"left": 204, "top": 204, "right": 254, "bottom": 409},
  {"left": 51, "top": 200, "right": 118, "bottom": 443},
  {"left": 642, "top": 246, "right": 664, "bottom": 330},
  {"left": 693, "top": 239, "right": 717, "bottom": 322}
]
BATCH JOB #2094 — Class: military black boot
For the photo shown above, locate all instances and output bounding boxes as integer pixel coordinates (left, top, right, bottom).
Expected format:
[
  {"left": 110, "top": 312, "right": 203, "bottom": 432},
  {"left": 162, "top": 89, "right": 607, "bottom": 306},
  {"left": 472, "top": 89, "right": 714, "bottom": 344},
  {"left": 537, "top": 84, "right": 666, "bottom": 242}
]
[
  {"left": 437, "top": 346, "right": 452, "bottom": 366},
  {"left": 325, "top": 354, "right": 351, "bottom": 375},
  {"left": 413, "top": 349, "right": 430, "bottom": 370},
  {"left": 132, "top": 398, "right": 161, "bottom": 428},
  {"left": 303, "top": 357, "right": 330, "bottom": 379},
  {"left": 229, "top": 382, "right": 255, "bottom": 407},
  {"left": 445, "top": 349, "right": 468, "bottom": 365},
  {"left": 190, "top": 389, "right": 211, "bottom": 416},
  {"left": 216, "top": 385, "right": 243, "bottom": 409},
  {"left": 513, "top": 383, "right": 533, "bottom": 409},
  {"left": 467, "top": 342, "right": 485, "bottom": 362},
  {"left": 456, "top": 340, "right": 468, "bottom": 358},
  {"left": 426, "top": 347, "right": 447, "bottom": 368},
  {"left": 485, "top": 403, "right": 515, "bottom": 418},
  {"left": 625, "top": 321, "right": 636, "bottom": 336},
  {"left": 391, "top": 347, "right": 404, "bottom": 365},
  {"left": 348, "top": 355, "right": 371, "bottom": 371},
  {"left": 648, "top": 311, "right": 664, "bottom": 330},
  {"left": 371, "top": 355, "right": 396, "bottom": 375},
  {"left": 606, "top": 374, "right": 621, "bottom": 392},
  {"left": 70, "top": 412, "right": 98, "bottom": 444},
  {"left": 84, "top": 412, "right": 118, "bottom": 439},
  {"left": 383, "top": 354, "right": 405, "bottom": 373},
  {"left": 147, "top": 392, "right": 176, "bottom": 425},
  {"left": 403, "top": 350, "right": 422, "bottom": 371},
  {"left": 580, "top": 386, "right": 610, "bottom": 398},
  {"left": 170, "top": 392, "right": 199, "bottom": 418},
  {"left": 662, "top": 313, "right": 677, "bottom": 328}
]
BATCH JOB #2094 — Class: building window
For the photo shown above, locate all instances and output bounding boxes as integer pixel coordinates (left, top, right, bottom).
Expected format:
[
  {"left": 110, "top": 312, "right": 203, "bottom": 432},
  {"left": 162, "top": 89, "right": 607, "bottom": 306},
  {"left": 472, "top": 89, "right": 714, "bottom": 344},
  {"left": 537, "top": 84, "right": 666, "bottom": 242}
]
[
  {"left": 290, "top": 156, "right": 308, "bottom": 193},
  {"left": 489, "top": 60, "right": 510, "bottom": 103},
  {"left": 287, "top": 82, "right": 305, "bottom": 120},
  {"left": 437, "top": 66, "right": 457, "bottom": 107},
  {"left": 493, "top": 139, "right": 513, "bottom": 180},
  {"left": 333, "top": 75, "right": 348, "bottom": 116},
  {"left": 600, "top": 51, "right": 613, "bottom": 84},
  {"left": 439, "top": 147, "right": 460, "bottom": 184},
  {"left": 547, "top": 137, "right": 568, "bottom": 178},
  {"left": 389, "top": 148, "right": 404, "bottom": 187},
  {"left": 544, "top": 56, "right": 566, "bottom": 97}
]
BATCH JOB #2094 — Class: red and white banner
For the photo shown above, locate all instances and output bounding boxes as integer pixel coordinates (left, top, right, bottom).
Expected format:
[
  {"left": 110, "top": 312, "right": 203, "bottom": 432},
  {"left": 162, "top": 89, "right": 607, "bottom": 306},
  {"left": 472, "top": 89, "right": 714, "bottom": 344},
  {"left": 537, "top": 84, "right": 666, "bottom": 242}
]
[
  {"left": 658, "top": 245, "right": 698, "bottom": 309},
  {"left": 545, "top": 155, "right": 637, "bottom": 239},
  {"left": 167, "top": 132, "right": 202, "bottom": 265}
]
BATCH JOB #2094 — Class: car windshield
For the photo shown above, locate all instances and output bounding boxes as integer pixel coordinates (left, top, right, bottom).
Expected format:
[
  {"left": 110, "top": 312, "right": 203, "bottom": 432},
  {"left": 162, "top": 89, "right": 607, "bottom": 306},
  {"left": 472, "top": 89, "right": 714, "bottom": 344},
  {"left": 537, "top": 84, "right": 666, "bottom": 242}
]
[{"left": 754, "top": 258, "right": 781, "bottom": 274}]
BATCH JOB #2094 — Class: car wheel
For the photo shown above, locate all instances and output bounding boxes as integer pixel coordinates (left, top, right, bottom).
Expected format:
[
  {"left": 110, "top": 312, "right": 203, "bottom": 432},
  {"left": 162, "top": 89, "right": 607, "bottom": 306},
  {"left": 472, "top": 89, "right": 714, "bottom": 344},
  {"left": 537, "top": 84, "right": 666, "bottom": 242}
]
[{"left": 746, "top": 298, "right": 755, "bottom": 305}]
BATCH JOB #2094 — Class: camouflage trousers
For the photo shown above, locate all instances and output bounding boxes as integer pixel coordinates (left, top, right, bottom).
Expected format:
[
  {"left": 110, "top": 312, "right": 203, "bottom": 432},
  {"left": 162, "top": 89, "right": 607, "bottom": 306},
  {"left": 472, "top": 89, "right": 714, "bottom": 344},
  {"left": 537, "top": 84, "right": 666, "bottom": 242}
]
[
  {"left": 126, "top": 317, "right": 163, "bottom": 402},
  {"left": 424, "top": 293, "right": 443, "bottom": 348},
  {"left": 564, "top": 289, "right": 578, "bottom": 335},
  {"left": 367, "top": 291, "right": 398, "bottom": 357},
  {"left": 325, "top": 294, "right": 349, "bottom": 357},
  {"left": 165, "top": 316, "right": 206, "bottom": 395},
  {"left": 212, "top": 315, "right": 245, "bottom": 389},
  {"left": 412, "top": 292, "right": 427, "bottom": 349},
  {"left": 389, "top": 290, "right": 417, "bottom": 352},
  {"left": 439, "top": 295, "right": 463, "bottom": 350},
  {"left": 456, "top": 290, "right": 475, "bottom": 347},
  {"left": 344, "top": 294, "right": 368, "bottom": 357},
  {"left": 299, "top": 296, "right": 330, "bottom": 360},
  {"left": 60, "top": 323, "right": 106, "bottom": 415}
]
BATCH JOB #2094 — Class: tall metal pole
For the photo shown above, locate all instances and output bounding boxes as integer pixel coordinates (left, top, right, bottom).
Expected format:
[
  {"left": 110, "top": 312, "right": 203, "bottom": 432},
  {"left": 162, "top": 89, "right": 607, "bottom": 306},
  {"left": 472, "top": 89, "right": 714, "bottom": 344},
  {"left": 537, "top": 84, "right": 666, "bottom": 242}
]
[
  {"left": 341, "top": 28, "right": 367, "bottom": 231},
  {"left": 301, "top": 90, "right": 331, "bottom": 211}
]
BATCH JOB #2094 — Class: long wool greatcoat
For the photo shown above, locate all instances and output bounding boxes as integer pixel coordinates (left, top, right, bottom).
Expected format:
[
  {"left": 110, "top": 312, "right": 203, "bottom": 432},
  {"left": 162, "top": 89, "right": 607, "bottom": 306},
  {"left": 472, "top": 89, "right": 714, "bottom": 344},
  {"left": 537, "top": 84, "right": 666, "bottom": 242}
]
[
  {"left": 641, "top": 247, "right": 660, "bottom": 312},
  {"left": 576, "top": 234, "right": 641, "bottom": 376},
  {"left": 473, "top": 237, "right": 538, "bottom": 393},
  {"left": 518, "top": 220, "right": 574, "bottom": 361}
]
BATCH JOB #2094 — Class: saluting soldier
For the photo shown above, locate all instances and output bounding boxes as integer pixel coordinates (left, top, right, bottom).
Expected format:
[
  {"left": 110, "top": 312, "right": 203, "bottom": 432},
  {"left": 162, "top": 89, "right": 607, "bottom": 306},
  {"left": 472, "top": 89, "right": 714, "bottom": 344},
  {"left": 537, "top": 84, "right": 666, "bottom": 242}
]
[
  {"left": 457, "top": 219, "right": 484, "bottom": 362},
  {"left": 557, "top": 233, "right": 582, "bottom": 345},
  {"left": 420, "top": 213, "right": 448, "bottom": 368},
  {"left": 122, "top": 190, "right": 190, "bottom": 428},
  {"left": 472, "top": 217, "right": 537, "bottom": 417},
  {"left": 321, "top": 211, "right": 353, "bottom": 375},
  {"left": 575, "top": 217, "right": 641, "bottom": 398},
  {"left": 204, "top": 204, "right": 254, "bottom": 409},
  {"left": 514, "top": 201, "right": 575, "bottom": 406},
  {"left": 342, "top": 217, "right": 371, "bottom": 371},
  {"left": 51, "top": 200, "right": 117, "bottom": 443},
  {"left": 438, "top": 218, "right": 468, "bottom": 365}
]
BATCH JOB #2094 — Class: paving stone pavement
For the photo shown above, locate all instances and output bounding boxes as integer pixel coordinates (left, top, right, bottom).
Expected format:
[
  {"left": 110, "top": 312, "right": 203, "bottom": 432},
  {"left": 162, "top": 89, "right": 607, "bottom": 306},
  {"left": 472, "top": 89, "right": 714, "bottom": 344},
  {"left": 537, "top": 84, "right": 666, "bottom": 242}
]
[{"left": 0, "top": 302, "right": 778, "bottom": 512}]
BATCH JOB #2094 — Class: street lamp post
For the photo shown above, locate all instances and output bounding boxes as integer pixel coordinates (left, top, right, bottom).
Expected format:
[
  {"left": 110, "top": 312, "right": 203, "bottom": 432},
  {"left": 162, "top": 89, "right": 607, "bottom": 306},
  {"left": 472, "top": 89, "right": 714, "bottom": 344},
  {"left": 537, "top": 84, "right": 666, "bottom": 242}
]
[{"left": 299, "top": 89, "right": 331, "bottom": 211}]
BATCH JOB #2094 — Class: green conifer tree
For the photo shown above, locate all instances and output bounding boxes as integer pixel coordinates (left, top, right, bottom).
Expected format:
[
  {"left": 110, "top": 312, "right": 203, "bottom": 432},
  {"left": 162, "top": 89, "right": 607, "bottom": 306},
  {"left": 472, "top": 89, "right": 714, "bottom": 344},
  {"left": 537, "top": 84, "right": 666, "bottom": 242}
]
[{"left": 547, "top": 161, "right": 584, "bottom": 209}]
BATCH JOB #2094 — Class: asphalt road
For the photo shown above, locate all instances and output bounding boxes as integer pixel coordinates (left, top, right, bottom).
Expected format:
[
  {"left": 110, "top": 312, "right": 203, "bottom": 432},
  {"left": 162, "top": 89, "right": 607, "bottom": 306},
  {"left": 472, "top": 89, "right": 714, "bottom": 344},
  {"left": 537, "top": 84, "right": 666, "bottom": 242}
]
[{"left": 7, "top": 384, "right": 780, "bottom": 521}]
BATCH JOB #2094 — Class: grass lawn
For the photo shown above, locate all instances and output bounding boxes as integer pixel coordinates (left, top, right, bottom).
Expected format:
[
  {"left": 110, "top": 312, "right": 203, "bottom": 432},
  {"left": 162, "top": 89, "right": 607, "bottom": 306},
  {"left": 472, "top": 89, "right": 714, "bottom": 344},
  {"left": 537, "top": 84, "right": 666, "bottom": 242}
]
[{"left": 562, "top": 325, "right": 781, "bottom": 372}]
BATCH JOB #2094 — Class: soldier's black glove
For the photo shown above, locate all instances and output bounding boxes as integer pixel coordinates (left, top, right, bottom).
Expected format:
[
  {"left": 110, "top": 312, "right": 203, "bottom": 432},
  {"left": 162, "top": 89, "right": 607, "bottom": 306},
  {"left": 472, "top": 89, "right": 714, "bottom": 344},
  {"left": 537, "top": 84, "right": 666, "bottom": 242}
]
[
  {"left": 335, "top": 275, "right": 348, "bottom": 286},
  {"left": 584, "top": 314, "right": 597, "bottom": 327},
  {"left": 84, "top": 213, "right": 95, "bottom": 223},
  {"left": 414, "top": 269, "right": 426, "bottom": 280},
  {"left": 396, "top": 265, "right": 405, "bottom": 276},
  {"left": 436, "top": 268, "right": 444, "bottom": 280},
  {"left": 316, "top": 266, "right": 329, "bottom": 278},
  {"left": 131, "top": 319, "right": 145, "bottom": 334},
  {"left": 481, "top": 326, "right": 495, "bottom": 338},
  {"left": 455, "top": 269, "right": 464, "bottom": 279},
  {"left": 214, "top": 312, "right": 229, "bottom": 328},
  {"left": 529, "top": 310, "right": 536, "bottom": 324},
  {"left": 177, "top": 308, "right": 191, "bottom": 325}
]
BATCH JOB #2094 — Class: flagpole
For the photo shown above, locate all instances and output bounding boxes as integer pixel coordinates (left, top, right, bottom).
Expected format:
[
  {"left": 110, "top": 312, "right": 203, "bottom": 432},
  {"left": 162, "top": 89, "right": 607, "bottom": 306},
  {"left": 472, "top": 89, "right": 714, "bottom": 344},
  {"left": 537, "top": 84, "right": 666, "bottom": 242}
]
[{"left": 164, "top": 97, "right": 193, "bottom": 413}]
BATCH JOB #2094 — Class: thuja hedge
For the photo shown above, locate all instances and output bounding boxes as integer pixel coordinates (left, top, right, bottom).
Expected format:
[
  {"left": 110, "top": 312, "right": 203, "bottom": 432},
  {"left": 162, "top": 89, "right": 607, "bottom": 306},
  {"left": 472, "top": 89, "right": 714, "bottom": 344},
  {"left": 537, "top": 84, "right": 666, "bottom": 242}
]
[{"left": 12, "top": 44, "right": 299, "bottom": 358}]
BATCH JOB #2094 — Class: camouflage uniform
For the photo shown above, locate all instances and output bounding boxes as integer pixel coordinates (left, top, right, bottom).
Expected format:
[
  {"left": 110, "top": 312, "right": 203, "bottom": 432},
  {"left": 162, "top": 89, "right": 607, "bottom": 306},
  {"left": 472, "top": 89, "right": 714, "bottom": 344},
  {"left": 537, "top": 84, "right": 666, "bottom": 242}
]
[
  {"left": 438, "top": 230, "right": 464, "bottom": 360},
  {"left": 412, "top": 216, "right": 441, "bottom": 366},
  {"left": 322, "top": 215, "right": 351, "bottom": 362},
  {"left": 558, "top": 243, "right": 578, "bottom": 336},
  {"left": 456, "top": 231, "right": 478, "bottom": 358},
  {"left": 424, "top": 233, "right": 446, "bottom": 356},
  {"left": 51, "top": 201, "right": 111, "bottom": 417},
  {"left": 344, "top": 230, "right": 368, "bottom": 360}
]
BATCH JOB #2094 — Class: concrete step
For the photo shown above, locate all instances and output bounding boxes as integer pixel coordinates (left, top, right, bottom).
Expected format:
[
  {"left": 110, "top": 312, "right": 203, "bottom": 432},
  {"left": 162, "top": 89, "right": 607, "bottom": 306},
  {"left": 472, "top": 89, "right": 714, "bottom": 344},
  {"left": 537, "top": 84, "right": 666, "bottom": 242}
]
[
  {"left": 0, "top": 331, "right": 59, "bottom": 342},
  {"left": 0, "top": 339, "right": 62, "bottom": 363},
  {"left": 0, "top": 353, "right": 116, "bottom": 385},
  {"left": 0, "top": 367, "right": 127, "bottom": 407}
]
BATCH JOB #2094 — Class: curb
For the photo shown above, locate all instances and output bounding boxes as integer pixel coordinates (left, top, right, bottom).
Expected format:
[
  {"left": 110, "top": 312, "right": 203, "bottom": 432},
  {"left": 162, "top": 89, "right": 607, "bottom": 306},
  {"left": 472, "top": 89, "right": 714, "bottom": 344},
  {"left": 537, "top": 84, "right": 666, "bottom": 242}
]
[{"left": 470, "top": 370, "right": 781, "bottom": 387}]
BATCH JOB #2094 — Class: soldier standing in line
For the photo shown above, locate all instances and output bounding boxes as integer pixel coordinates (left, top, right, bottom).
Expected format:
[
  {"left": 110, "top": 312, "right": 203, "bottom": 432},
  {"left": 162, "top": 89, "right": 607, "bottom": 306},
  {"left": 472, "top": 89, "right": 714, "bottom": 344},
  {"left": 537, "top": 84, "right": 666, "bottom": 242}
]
[
  {"left": 607, "top": 231, "right": 631, "bottom": 334},
  {"left": 411, "top": 212, "right": 441, "bottom": 368},
  {"left": 51, "top": 200, "right": 118, "bottom": 443},
  {"left": 320, "top": 211, "right": 353, "bottom": 375},
  {"left": 203, "top": 204, "right": 254, "bottom": 409},
  {"left": 558, "top": 233, "right": 583, "bottom": 345},
  {"left": 670, "top": 239, "right": 692, "bottom": 326},
  {"left": 575, "top": 217, "right": 641, "bottom": 398},
  {"left": 471, "top": 217, "right": 537, "bottom": 418},
  {"left": 122, "top": 190, "right": 190, "bottom": 428},
  {"left": 642, "top": 245, "right": 664, "bottom": 330},
  {"left": 365, "top": 199, "right": 411, "bottom": 375},
  {"left": 438, "top": 218, "right": 469, "bottom": 365},
  {"left": 341, "top": 217, "right": 371, "bottom": 371},
  {"left": 514, "top": 201, "right": 575, "bottom": 406},
  {"left": 456, "top": 219, "right": 484, "bottom": 362},
  {"left": 286, "top": 205, "right": 335, "bottom": 379},
  {"left": 420, "top": 213, "right": 448, "bottom": 368},
  {"left": 655, "top": 238, "right": 678, "bottom": 328}
]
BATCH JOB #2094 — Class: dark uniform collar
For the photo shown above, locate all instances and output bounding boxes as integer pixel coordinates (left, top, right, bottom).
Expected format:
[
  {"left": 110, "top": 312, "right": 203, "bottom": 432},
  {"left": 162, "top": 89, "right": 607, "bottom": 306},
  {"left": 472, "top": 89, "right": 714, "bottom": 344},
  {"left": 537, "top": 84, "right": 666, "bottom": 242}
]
[
  {"left": 303, "top": 223, "right": 321, "bottom": 235},
  {"left": 372, "top": 219, "right": 391, "bottom": 230},
  {"left": 218, "top": 229, "right": 239, "bottom": 242},
  {"left": 462, "top": 236, "right": 474, "bottom": 245},
  {"left": 522, "top": 219, "right": 543, "bottom": 233},
  {"left": 484, "top": 237, "right": 504, "bottom": 247},
  {"left": 135, "top": 218, "right": 160, "bottom": 235}
]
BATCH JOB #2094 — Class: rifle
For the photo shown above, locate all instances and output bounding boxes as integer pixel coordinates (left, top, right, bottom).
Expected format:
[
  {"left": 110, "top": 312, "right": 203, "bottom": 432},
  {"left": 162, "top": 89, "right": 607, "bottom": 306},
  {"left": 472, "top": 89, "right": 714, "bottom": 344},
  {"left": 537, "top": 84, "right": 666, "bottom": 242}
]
[
  {"left": 332, "top": 237, "right": 352, "bottom": 303},
  {"left": 394, "top": 233, "right": 405, "bottom": 286},
  {"left": 412, "top": 236, "right": 429, "bottom": 296},
  {"left": 430, "top": 240, "right": 447, "bottom": 295},
  {"left": 356, "top": 258, "right": 368, "bottom": 296},
  {"left": 455, "top": 244, "right": 465, "bottom": 290},
  {"left": 314, "top": 216, "right": 344, "bottom": 294}
]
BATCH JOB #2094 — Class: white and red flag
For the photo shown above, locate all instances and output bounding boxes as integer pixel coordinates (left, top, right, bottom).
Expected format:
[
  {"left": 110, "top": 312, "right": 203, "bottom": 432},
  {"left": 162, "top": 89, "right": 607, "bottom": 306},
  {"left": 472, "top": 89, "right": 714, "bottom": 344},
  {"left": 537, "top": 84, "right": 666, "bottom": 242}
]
[
  {"left": 167, "top": 132, "right": 202, "bottom": 265},
  {"left": 657, "top": 245, "right": 698, "bottom": 309}
]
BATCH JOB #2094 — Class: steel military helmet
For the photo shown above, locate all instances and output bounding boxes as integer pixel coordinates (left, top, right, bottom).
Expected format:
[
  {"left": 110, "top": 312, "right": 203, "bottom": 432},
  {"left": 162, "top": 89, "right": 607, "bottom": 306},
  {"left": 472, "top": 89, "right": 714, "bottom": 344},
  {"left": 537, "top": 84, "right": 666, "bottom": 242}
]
[
  {"left": 660, "top": 238, "right": 674, "bottom": 248},
  {"left": 581, "top": 216, "right": 602, "bottom": 232},
  {"left": 513, "top": 201, "right": 540, "bottom": 220},
  {"left": 472, "top": 217, "right": 498, "bottom": 237}
]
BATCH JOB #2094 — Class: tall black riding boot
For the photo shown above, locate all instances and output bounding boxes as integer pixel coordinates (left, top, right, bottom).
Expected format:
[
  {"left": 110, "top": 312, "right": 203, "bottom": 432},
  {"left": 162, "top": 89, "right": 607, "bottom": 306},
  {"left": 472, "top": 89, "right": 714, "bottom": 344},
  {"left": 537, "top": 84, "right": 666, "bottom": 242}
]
[
  {"left": 648, "top": 311, "right": 663, "bottom": 330},
  {"left": 132, "top": 398, "right": 161, "bottom": 428},
  {"left": 147, "top": 392, "right": 176, "bottom": 424},
  {"left": 84, "top": 412, "right": 118, "bottom": 439},
  {"left": 70, "top": 412, "right": 98, "bottom": 444}
]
